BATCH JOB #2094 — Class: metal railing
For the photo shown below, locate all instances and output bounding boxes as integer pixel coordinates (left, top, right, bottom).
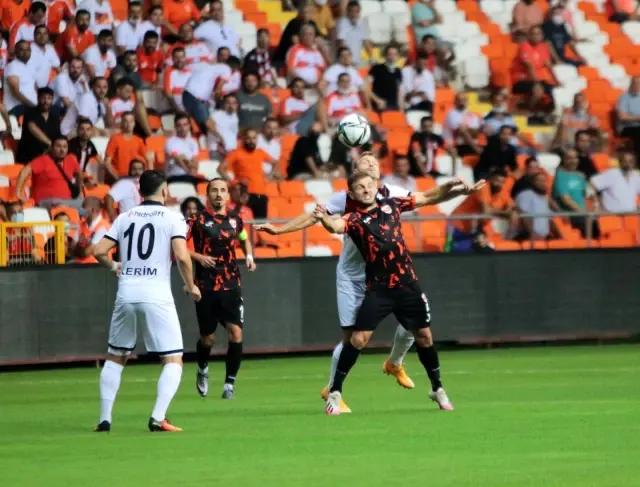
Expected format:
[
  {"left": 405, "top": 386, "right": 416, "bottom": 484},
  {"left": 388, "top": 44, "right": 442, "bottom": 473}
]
[{"left": 0, "top": 221, "right": 66, "bottom": 267}]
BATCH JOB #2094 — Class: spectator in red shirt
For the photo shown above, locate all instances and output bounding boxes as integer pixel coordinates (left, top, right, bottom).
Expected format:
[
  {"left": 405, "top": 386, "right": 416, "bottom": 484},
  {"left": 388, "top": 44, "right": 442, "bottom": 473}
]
[
  {"left": 137, "top": 30, "right": 163, "bottom": 87},
  {"left": 511, "top": 25, "right": 559, "bottom": 96},
  {"left": 4, "top": 201, "right": 43, "bottom": 266},
  {"left": 56, "top": 9, "right": 96, "bottom": 63},
  {"left": 15, "top": 137, "right": 84, "bottom": 212}
]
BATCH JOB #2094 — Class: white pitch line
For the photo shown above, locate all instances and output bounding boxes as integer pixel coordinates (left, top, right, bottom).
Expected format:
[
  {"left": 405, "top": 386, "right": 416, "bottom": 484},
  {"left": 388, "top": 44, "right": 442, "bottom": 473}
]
[{"left": 2, "top": 366, "right": 639, "bottom": 387}]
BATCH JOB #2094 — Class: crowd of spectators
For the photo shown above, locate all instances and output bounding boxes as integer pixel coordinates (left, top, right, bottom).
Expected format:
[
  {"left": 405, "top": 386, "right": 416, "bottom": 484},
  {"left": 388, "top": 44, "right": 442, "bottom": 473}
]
[{"left": 0, "top": 0, "right": 639, "bottom": 264}]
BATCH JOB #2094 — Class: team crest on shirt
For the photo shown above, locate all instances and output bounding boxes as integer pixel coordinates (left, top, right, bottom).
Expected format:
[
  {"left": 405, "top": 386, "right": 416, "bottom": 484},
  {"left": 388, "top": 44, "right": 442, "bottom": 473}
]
[
  {"left": 363, "top": 216, "right": 372, "bottom": 224},
  {"left": 230, "top": 219, "right": 237, "bottom": 229},
  {"left": 380, "top": 205, "right": 392, "bottom": 214},
  {"left": 205, "top": 221, "right": 214, "bottom": 227}
]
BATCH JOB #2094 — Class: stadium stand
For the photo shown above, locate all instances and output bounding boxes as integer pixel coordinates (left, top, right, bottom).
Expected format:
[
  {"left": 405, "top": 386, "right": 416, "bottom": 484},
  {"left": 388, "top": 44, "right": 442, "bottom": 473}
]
[{"left": 0, "top": 0, "right": 639, "bottom": 265}]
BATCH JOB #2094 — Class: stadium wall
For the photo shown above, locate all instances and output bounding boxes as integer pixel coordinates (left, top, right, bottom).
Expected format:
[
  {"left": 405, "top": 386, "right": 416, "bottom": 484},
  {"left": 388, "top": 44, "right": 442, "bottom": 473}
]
[{"left": 1, "top": 249, "right": 640, "bottom": 365}]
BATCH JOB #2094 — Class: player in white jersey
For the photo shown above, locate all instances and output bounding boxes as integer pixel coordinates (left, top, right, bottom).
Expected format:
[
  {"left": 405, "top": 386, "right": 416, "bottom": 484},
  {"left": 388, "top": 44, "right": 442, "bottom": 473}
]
[
  {"left": 92, "top": 170, "right": 201, "bottom": 433},
  {"left": 256, "top": 155, "right": 421, "bottom": 413}
]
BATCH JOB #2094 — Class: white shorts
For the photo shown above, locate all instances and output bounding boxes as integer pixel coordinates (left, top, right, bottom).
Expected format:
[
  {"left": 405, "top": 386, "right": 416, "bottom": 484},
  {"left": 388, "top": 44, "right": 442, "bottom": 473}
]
[
  {"left": 108, "top": 301, "right": 184, "bottom": 357},
  {"left": 336, "top": 278, "right": 366, "bottom": 328}
]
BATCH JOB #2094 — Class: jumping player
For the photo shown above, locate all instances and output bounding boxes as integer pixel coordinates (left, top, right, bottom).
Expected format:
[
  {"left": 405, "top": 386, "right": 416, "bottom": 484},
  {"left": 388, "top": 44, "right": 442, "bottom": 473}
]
[
  {"left": 92, "top": 170, "right": 201, "bottom": 432},
  {"left": 188, "top": 178, "right": 257, "bottom": 400},
  {"left": 315, "top": 172, "right": 485, "bottom": 414}
]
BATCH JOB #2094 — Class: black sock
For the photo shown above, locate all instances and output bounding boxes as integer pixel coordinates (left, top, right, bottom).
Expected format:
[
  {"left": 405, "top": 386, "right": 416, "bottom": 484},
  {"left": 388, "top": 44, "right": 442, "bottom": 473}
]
[
  {"left": 330, "top": 342, "right": 361, "bottom": 393},
  {"left": 416, "top": 344, "right": 442, "bottom": 391},
  {"left": 225, "top": 342, "right": 243, "bottom": 385},
  {"left": 196, "top": 339, "right": 211, "bottom": 370}
]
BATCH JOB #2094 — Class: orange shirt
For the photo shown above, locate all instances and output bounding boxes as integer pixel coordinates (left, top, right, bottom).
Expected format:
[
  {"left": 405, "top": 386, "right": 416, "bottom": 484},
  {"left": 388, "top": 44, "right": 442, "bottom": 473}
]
[
  {"left": 105, "top": 133, "right": 148, "bottom": 177},
  {"left": 56, "top": 24, "right": 95, "bottom": 62},
  {"left": 46, "top": 0, "right": 72, "bottom": 35},
  {"left": 511, "top": 41, "right": 553, "bottom": 84},
  {"left": 451, "top": 185, "right": 514, "bottom": 234},
  {"left": 226, "top": 147, "right": 271, "bottom": 195},
  {"left": 75, "top": 215, "right": 110, "bottom": 264},
  {"left": 137, "top": 46, "right": 164, "bottom": 84},
  {"left": 0, "top": 0, "right": 30, "bottom": 32},
  {"left": 164, "top": 0, "right": 200, "bottom": 31}
]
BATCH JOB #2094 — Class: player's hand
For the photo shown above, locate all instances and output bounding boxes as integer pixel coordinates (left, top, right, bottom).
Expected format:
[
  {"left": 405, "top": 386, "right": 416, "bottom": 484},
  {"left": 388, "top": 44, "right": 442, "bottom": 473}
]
[
  {"left": 461, "top": 179, "right": 486, "bottom": 194},
  {"left": 246, "top": 256, "right": 257, "bottom": 272},
  {"left": 185, "top": 284, "right": 201, "bottom": 302},
  {"left": 112, "top": 262, "right": 122, "bottom": 277},
  {"left": 197, "top": 255, "right": 217, "bottom": 268},
  {"left": 311, "top": 204, "right": 326, "bottom": 220},
  {"left": 254, "top": 223, "right": 279, "bottom": 235}
]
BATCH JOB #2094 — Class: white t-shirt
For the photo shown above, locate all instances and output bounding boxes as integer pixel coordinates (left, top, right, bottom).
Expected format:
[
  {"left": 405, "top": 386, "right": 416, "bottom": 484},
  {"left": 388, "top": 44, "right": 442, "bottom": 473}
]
[
  {"left": 591, "top": 168, "right": 640, "bottom": 212},
  {"left": 323, "top": 64, "right": 364, "bottom": 94},
  {"left": 3, "top": 60, "right": 37, "bottom": 111},
  {"left": 83, "top": 45, "right": 117, "bottom": 77},
  {"left": 325, "top": 184, "right": 410, "bottom": 281},
  {"left": 110, "top": 97, "right": 135, "bottom": 123},
  {"left": 194, "top": 20, "right": 240, "bottom": 57},
  {"left": 336, "top": 17, "right": 370, "bottom": 66},
  {"left": 164, "top": 135, "right": 199, "bottom": 177},
  {"left": 442, "top": 108, "right": 481, "bottom": 145},
  {"left": 208, "top": 109, "right": 238, "bottom": 153},
  {"left": 184, "top": 63, "right": 231, "bottom": 101},
  {"left": 52, "top": 72, "right": 89, "bottom": 104},
  {"left": 115, "top": 20, "right": 145, "bottom": 51},
  {"left": 108, "top": 177, "right": 141, "bottom": 213},
  {"left": 257, "top": 134, "right": 281, "bottom": 174},
  {"left": 401, "top": 66, "right": 436, "bottom": 106},
  {"left": 61, "top": 91, "right": 106, "bottom": 135},
  {"left": 138, "top": 21, "right": 161, "bottom": 46},
  {"left": 105, "top": 202, "right": 187, "bottom": 304},
  {"left": 29, "top": 44, "right": 61, "bottom": 88},
  {"left": 78, "top": 0, "right": 115, "bottom": 34}
]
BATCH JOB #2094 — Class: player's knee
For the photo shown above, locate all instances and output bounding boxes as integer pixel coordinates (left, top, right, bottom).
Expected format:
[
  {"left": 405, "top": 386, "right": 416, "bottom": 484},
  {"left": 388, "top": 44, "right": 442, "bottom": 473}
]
[
  {"left": 228, "top": 324, "right": 242, "bottom": 343},
  {"left": 413, "top": 328, "right": 433, "bottom": 347},
  {"left": 342, "top": 329, "right": 353, "bottom": 344},
  {"left": 350, "top": 331, "right": 371, "bottom": 349},
  {"left": 202, "top": 333, "right": 216, "bottom": 347}
]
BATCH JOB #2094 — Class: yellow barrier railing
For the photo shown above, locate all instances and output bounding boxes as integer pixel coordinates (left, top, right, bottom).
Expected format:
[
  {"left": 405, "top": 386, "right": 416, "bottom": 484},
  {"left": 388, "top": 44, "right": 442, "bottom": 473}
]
[{"left": 0, "top": 221, "right": 66, "bottom": 267}]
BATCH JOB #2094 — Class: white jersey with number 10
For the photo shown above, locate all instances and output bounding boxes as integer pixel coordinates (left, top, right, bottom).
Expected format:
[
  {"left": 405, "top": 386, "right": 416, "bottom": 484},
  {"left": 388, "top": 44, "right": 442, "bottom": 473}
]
[
  {"left": 325, "top": 184, "right": 410, "bottom": 282},
  {"left": 105, "top": 202, "right": 188, "bottom": 304}
]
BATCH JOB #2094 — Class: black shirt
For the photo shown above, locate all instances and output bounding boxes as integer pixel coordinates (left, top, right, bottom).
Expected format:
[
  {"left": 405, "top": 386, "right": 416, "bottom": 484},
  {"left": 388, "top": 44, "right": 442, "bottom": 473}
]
[
  {"left": 511, "top": 175, "right": 533, "bottom": 198},
  {"left": 475, "top": 136, "right": 518, "bottom": 180},
  {"left": 287, "top": 134, "right": 322, "bottom": 179},
  {"left": 187, "top": 210, "right": 244, "bottom": 292},
  {"left": 68, "top": 137, "right": 99, "bottom": 171},
  {"left": 345, "top": 196, "right": 419, "bottom": 291},
  {"left": 328, "top": 134, "right": 367, "bottom": 175},
  {"left": 408, "top": 131, "right": 445, "bottom": 177},
  {"left": 577, "top": 153, "right": 597, "bottom": 179},
  {"left": 273, "top": 18, "right": 321, "bottom": 65},
  {"left": 369, "top": 63, "right": 402, "bottom": 109},
  {"left": 542, "top": 20, "right": 571, "bottom": 57},
  {"left": 16, "top": 108, "right": 61, "bottom": 164}
]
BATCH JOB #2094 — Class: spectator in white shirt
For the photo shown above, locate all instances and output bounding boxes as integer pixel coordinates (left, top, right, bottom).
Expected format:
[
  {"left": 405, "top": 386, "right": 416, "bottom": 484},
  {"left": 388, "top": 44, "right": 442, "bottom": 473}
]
[
  {"left": 383, "top": 155, "right": 418, "bottom": 194},
  {"left": 61, "top": 76, "right": 113, "bottom": 136},
  {"left": 4, "top": 40, "right": 37, "bottom": 116},
  {"left": 443, "top": 91, "right": 483, "bottom": 157},
  {"left": 336, "top": 1, "right": 373, "bottom": 67},
  {"left": 591, "top": 151, "right": 640, "bottom": 213},
  {"left": 139, "top": 5, "right": 164, "bottom": 47},
  {"left": 286, "top": 23, "right": 327, "bottom": 88},
  {"left": 115, "top": 1, "right": 143, "bottom": 56},
  {"left": 257, "top": 118, "right": 282, "bottom": 172},
  {"left": 163, "top": 47, "right": 192, "bottom": 112},
  {"left": 79, "top": 0, "right": 114, "bottom": 35},
  {"left": 194, "top": 0, "right": 240, "bottom": 57},
  {"left": 182, "top": 61, "right": 230, "bottom": 136},
  {"left": 209, "top": 93, "right": 239, "bottom": 159},
  {"left": 83, "top": 29, "right": 116, "bottom": 79},
  {"left": 29, "top": 25, "right": 61, "bottom": 88},
  {"left": 401, "top": 51, "right": 436, "bottom": 112},
  {"left": 104, "top": 159, "right": 144, "bottom": 221},
  {"left": 52, "top": 57, "right": 89, "bottom": 115},
  {"left": 164, "top": 113, "right": 200, "bottom": 179},
  {"left": 220, "top": 52, "right": 242, "bottom": 95},
  {"left": 323, "top": 46, "right": 365, "bottom": 97},
  {"left": 110, "top": 78, "right": 135, "bottom": 124}
]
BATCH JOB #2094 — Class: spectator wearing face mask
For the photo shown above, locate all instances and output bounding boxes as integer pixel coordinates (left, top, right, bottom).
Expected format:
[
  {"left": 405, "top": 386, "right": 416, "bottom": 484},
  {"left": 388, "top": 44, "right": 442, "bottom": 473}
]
[
  {"left": 408, "top": 114, "right": 452, "bottom": 177},
  {"left": 104, "top": 159, "right": 145, "bottom": 221},
  {"left": 368, "top": 44, "right": 403, "bottom": 111},
  {"left": 543, "top": 5, "right": 586, "bottom": 67},
  {"left": 4, "top": 201, "right": 43, "bottom": 266},
  {"left": 552, "top": 92, "right": 600, "bottom": 152}
]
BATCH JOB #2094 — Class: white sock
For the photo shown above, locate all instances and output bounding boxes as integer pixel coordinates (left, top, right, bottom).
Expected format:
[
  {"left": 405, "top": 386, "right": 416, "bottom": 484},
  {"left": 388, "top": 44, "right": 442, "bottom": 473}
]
[
  {"left": 328, "top": 342, "right": 344, "bottom": 388},
  {"left": 151, "top": 363, "right": 183, "bottom": 422},
  {"left": 388, "top": 326, "right": 415, "bottom": 366},
  {"left": 99, "top": 360, "right": 124, "bottom": 424}
]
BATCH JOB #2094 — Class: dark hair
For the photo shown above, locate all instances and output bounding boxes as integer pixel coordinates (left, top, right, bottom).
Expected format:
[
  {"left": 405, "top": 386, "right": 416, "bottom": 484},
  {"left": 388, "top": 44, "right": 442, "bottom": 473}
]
[
  {"left": 77, "top": 119, "right": 93, "bottom": 127},
  {"left": 288, "top": 76, "right": 304, "bottom": 88},
  {"left": 488, "top": 167, "right": 507, "bottom": 178},
  {"left": 383, "top": 43, "right": 399, "bottom": 55},
  {"left": 574, "top": 129, "right": 590, "bottom": 142},
  {"left": 98, "top": 29, "right": 114, "bottom": 41},
  {"left": 143, "top": 30, "right": 159, "bottom": 42},
  {"left": 420, "top": 115, "right": 433, "bottom": 124},
  {"left": 421, "top": 34, "right": 436, "bottom": 43},
  {"left": 53, "top": 212, "right": 70, "bottom": 220},
  {"left": 148, "top": 5, "right": 162, "bottom": 14},
  {"left": 139, "top": 170, "right": 166, "bottom": 198},
  {"left": 417, "top": 51, "right": 429, "bottom": 60},
  {"left": 123, "top": 50, "right": 137, "bottom": 59},
  {"left": 70, "top": 56, "right": 84, "bottom": 65},
  {"left": 172, "top": 46, "right": 185, "bottom": 56},
  {"left": 34, "top": 24, "right": 48, "bottom": 35},
  {"left": 29, "top": 2, "right": 46, "bottom": 14},
  {"left": 76, "top": 9, "right": 90, "bottom": 18},
  {"left": 498, "top": 125, "right": 514, "bottom": 134},
  {"left": 121, "top": 111, "right": 135, "bottom": 120},
  {"left": 222, "top": 93, "right": 237, "bottom": 103},
  {"left": 128, "top": 159, "right": 145, "bottom": 175},
  {"left": 90, "top": 76, "right": 107, "bottom": 89},
  {"left": 15, "top": 40, "right": 29, "bottom": 50},
  {"left": 242, "top": 70, "right": 261, "bottom": 85},
  {"left": 116, "top": 78, "right": 135, "bottom": 89},
  {"left": 52, "top": 136, "right": 69, "bottom": 146},
  {"left": 264, "top": 116, "right": 278, "bottom": 126},
  {"left": 347, "top": 171, "right": 372, "bottom": 190},
  {"left": 217, "top": 46, "right": 230, "bottom": 55},
  {"left": 227, "top": 55, "right": 241, "bottom": 69},
  {"left": 336, "top": 46, "right": 351, "bottom": 58},
  {"left": 337, "top": 72, "right": 351, "bottom": 82},
  {"left": 129, "top": 0, "right": 141, "bottom": 8},
  {"left": 206, "top": 177, "right": 228, "bottom": 193},
  {"left": 174, "top": 112, "right": 190, "bottom": 124},
  {"left": 347, "top": 1, "right": 360, "bottom": 9},
  {"left": 257, "top": 28, "right": 269, "bottom": 36},
  {"left": 525, "top": 156, "right": 538, "bottom": 167},
  {"left": 37, "top": 87, "right": 54, "bottom": 97},
  {"left": 180, "top": 196, "right": 205, "bottom": 217}
]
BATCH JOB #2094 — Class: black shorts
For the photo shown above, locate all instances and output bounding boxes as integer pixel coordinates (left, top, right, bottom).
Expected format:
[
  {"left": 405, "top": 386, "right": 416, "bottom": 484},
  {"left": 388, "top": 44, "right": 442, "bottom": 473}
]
[
  {"left": 354, "top": 282, "right": 432, "bottom": 332},
  {"left": 195, "top": 288, "right": 244, "bottom": 336}
]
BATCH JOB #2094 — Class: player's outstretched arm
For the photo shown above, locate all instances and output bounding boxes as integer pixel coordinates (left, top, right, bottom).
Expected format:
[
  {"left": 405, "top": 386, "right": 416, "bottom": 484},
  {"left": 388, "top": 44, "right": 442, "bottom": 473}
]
[
  {"left": 313, "top": 205, "right": 346, "bottom": 234},
  {"left": 237, "top": 228, "right": 256, "bottom": 272},
  {"left": 254, "top": 211, "right": 319, "bottom": 236},
  {"left": 172, "top": 238, "right": 201, "bottom": 302},
  {"left": 93, "top": 238, "right": 121, "bottom": 276},
  {"left": 414, "top": 178, "right": 486, "bottom": 208}
]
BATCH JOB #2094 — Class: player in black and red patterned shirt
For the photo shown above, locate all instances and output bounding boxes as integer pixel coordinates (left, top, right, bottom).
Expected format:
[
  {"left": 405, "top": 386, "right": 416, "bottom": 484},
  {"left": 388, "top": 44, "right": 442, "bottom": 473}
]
[
  {"left": 187, "top": 178, "right": 257, "bottom": 400},
  {"left": 314, "top": 172, "right": 485, "bottom": 415}
]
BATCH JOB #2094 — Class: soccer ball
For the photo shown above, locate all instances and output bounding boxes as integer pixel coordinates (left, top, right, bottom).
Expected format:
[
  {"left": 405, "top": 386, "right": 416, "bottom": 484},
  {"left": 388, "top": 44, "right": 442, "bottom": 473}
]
[{"left": 337, "top": 113, "right": 371, "bottom": 148}]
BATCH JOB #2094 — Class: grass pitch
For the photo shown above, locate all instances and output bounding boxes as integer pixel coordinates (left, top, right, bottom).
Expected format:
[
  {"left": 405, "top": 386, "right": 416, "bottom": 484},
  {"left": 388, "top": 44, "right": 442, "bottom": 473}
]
[{"left": 1, "top": 345, "right": 639, "bottom": 487}]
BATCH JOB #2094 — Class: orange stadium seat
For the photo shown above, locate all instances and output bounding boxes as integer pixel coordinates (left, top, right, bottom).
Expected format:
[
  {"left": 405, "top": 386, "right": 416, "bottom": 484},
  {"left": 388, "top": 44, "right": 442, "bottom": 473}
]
[
  {"left": 279, "top": 181, "right": 306, "bottom": 198},
  {"left": 332, "top": 179, "right": 347, "bottom": 192},
  {"left": 599, "top": 215, "right": 623, "bottom": 235},
  {"left": 0, "top": 164, "right": 22, "bottom": 180},
  {"left": 84, "top": 184, "right": 110, "bottom": 200},
  {"left": 415, "top": 177, "right": 436, "bottom": 191},
  {"left": 380, "top": 111, "right": 408, "bottom": 129}
]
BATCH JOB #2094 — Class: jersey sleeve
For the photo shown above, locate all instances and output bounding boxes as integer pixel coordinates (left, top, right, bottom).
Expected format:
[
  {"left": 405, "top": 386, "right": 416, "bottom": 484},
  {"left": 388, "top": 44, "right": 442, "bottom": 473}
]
[
  {"left": 326, "top": 191, "right": 348, "bottom": 215},
  {"left": 392, "top": 196, "right": 417, "bottom": 213},
  {"left": 171, "top": 213, "right": 188, "bottom": 240},
  {"left": 105, "top": 215, "right": 122, "bottom": 242}
]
